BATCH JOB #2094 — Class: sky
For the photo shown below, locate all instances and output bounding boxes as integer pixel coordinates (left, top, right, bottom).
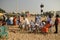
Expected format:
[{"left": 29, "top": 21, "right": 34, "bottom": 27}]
[{"left": 0, "top": 0, "right": 60, "bottom": 14}]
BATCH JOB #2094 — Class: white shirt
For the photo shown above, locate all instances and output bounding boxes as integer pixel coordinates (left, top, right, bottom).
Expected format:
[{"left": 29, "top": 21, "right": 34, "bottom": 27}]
[
  {"left": 9, "top": 17, "right": 13, "bottom": 24},
  {"left": 25, "top": 18, "right": 30, "bottom": 25}
]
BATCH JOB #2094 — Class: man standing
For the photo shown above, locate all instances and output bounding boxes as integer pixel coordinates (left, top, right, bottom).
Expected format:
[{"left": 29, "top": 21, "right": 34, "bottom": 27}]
[
  {"left": 54, "top": 14, "right": 59, "bottom": 33},
  {"left": 23, "top": 17, "right": 30, "bottom": 30}
]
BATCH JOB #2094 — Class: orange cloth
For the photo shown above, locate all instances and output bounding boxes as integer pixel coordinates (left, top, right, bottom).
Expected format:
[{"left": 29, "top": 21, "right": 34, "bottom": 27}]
[
  {"left": 41, "top": 27, "right": 48, "bottom": 33},
  {"left": 45, "top": 23, "right": 51, "bottom": 28},
  {"left": 41, "top": 23, "right": 51, "bottom": 33}
]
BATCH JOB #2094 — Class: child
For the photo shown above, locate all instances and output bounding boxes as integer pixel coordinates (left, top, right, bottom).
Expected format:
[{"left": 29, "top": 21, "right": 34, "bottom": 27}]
[{"left": 29, "top": 20, "right": 35, "bottom": 32}]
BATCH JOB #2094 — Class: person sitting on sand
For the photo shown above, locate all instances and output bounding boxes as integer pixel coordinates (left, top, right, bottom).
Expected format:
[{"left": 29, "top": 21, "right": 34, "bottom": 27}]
[
  {"left": 0, "top": 19, "right": 8, "bottom": 40},
  {"left": 39, "top": 21, "right": 46, "bottom": 29},
  {"left": 41, "top": 21, "right": 51, "bottom": 33}
]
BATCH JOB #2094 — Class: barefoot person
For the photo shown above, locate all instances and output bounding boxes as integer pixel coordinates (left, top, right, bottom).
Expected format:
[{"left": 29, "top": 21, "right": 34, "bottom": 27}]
[{"left": 54, "top": 14, "right": 59, "bottom": 33}]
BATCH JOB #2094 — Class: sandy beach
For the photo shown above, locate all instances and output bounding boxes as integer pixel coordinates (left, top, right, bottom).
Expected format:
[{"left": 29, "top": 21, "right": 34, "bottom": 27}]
[{"left": 8, "top": 23, "right": 60, "bottom": 40}]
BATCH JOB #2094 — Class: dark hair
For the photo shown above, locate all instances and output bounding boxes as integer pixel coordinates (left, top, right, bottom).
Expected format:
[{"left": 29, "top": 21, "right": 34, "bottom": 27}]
[
  {"left": 2, "top": 22, "right": 6, "bottom": 26},
  {"left": 48, "top": 15, "right": 51, "bottom": 18},
  {"left": 56, "top": 14, "right": 59, "bottom": 17}
]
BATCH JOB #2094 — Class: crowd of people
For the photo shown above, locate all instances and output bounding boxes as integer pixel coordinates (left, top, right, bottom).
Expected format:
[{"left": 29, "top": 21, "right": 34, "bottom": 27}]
[
  {"left": 0, "top": 15, "right": 59, "bottom": 33},
  {"left": 0, "top": 14, "right": 59, "bottom": 34},
  {"left": 0, "top": 14, "right": 59, "bottom": 40}
]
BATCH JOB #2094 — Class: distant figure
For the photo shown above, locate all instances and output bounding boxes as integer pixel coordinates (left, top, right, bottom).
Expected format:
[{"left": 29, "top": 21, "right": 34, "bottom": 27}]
[
  {"left": 17, "top": 16, "right": 21, "bottom": 25},
  {"left": 13, "top": 16, "right": 17, "bottom": 25},
  {"left": 54, "top": 14, "right": 59, "bottom": 33},
  {"left": 23, "top": 17, "right": 30, "bottom": 30},
  {"left": 6, "top": 16, "right": 10, "bottom": 25},
  {"left": 46, "top": 15, "right": 51, "bottom": 23},
  {"left": 47, "top": 15, "right": 54, "bottom": 33},
  {"left": 2, "top": 15, "right": 6, "bottom": 22},
  {"left": 35, "top": 15, "right": 41, "bottom": 24},
  {"left": 35, "top": 15, "right": 38, "bottom": 23},
  {"left": 30, "top": 20, "right": 35, "bottom": 31},
  {"left": 2, "top": 15, "right": 7, "bottom": 25},
  {"left": 9, "top": 16, "right": 13, "bottom": 25}
]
